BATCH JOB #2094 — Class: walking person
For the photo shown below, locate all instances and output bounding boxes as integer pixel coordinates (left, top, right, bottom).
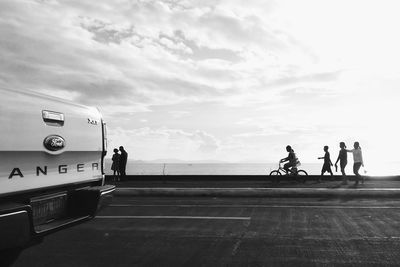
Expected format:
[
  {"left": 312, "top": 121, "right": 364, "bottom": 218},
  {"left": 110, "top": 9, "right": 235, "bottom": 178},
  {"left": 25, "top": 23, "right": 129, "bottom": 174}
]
[
  {"left": 335, "top": 142, "right": 348, "bottom": 185},
  {"left": 347, "top": 142, "right": 364, "bottom": 186},
  {"left": 318, "top": 145, "right": 333, "bottom": 181},
  {"left": 111, "top": 148, "right": 121, "bottom": 181},
  {"left": 119, "top": 146, "right": 128, "bottom": 180}
]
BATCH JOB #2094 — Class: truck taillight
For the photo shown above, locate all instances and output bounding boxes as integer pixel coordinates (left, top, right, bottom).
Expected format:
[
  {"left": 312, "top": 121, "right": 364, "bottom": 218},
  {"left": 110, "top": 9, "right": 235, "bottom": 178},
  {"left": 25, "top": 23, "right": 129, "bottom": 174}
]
[
  {"left": 101, "top": 121, "right": 107, "bottom": 178},
  {"left": 102, "top": 121, "right": 107, "bottom": 155}
]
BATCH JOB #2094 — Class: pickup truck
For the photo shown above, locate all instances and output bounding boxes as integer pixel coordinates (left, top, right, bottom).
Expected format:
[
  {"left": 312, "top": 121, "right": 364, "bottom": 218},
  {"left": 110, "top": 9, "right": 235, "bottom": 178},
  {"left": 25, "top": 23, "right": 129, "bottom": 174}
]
[{"left": 0, "top": 87, "right": 115, "bottom": 254}]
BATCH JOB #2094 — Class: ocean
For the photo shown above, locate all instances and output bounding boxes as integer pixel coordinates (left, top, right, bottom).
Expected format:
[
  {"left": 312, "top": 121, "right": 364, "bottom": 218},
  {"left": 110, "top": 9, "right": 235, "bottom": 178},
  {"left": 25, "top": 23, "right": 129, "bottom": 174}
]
[{"left": 104, "top": 160, "right": 399, "bottom": 176}]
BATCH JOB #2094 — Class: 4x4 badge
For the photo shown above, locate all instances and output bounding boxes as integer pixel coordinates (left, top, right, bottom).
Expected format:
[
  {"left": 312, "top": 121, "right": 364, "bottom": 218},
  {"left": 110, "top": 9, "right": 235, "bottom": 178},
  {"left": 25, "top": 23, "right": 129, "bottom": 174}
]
[{"left": 43, "top": 135, "right": 66, "bottom": 151}]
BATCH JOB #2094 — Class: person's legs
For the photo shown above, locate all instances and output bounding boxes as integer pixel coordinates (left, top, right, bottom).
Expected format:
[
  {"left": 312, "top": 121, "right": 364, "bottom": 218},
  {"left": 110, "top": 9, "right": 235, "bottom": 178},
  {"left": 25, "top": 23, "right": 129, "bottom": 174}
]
[
  {"left": 353, "top": 162, "right": 362, "bottom": 185},
  {"left": 121, "top": 164, "right": 127, "bottom": 179},
  {"left": 327, "top": 165, "right": 333, "bottom": 177},
  {"left": 320, "top": 164, "right": 329, "bottom": 181},
  {"left": 119, "top": 166, "right": 125, "bottom": 181},
  {"left": 283, "top": 163, "right": 291, "bottom": 174},
  {"left": 340, "top": 162, "right": 347, "bottom": 184},
  {"left": 319, "top": 165, "right": 324, "bottom": 182}
]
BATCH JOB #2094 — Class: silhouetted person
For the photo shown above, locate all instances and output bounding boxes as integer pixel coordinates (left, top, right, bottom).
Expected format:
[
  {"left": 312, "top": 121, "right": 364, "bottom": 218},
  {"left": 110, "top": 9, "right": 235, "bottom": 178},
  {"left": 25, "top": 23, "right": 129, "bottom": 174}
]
[
  {"left": 335, "top": 142, "right": 348, "bottom": 185},
  {"left": 280, "top": 145, "right": 299, "bottom": 173},
  {"left": 119, "top": 146, "right": 128, "bottom": 180},
  {"left": 111, "top": 148, "right": 121, "bottom": 181},
  {"left": 347, "top": 141, "right": 364, "bottom": 186},
  {"left": 318, "top": 145, "right": 333, "bottom": 181}
]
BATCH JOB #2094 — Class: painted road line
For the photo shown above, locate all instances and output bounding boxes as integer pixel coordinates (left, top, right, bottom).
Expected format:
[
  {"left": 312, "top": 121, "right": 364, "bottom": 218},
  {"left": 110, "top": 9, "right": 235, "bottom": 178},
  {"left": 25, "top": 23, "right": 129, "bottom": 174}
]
[
  {"left": 109, "top": 204, "right": 400, "bottom": 209},
  {"left": 117, "top": 187, "right": 400, "bottom": 190},
  {"left": 95, "top": 215, "right": 251, "bottom": 220}
]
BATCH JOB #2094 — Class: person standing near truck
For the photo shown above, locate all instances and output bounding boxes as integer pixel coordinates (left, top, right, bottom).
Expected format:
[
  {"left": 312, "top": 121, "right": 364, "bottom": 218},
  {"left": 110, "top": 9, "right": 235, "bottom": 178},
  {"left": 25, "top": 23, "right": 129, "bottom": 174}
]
[
  {"left": 111, "top": 148, "right": 121, "bottom": 181},
  {"left": 119, "top": 146, "right": 128, "bottom": 180}
]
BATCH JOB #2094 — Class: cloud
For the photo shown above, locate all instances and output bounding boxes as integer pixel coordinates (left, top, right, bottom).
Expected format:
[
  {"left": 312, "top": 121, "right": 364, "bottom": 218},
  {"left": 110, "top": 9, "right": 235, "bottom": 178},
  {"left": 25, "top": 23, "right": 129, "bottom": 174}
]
[
  {"left": 108, "top": 127, "right": 220, "bottom": 160},
  {"left": 269, "top": 71, "right": 343, "bottom": 87},
  {"left": 0, "top": 0, "right": 314, "bottom": 110},
  {"left": 2, "top": 0, "right": 400, "bottom": 165},
  {"left": 79, "top": 16, "right": 136, "bottom": 45}
]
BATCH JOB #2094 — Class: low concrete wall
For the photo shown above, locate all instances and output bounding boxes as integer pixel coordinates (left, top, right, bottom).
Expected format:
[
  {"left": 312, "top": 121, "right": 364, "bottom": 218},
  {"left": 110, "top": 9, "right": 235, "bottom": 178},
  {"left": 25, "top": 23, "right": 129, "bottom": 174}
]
[{"left": 109, "top": 175, "right": 400, "bottom": 198}]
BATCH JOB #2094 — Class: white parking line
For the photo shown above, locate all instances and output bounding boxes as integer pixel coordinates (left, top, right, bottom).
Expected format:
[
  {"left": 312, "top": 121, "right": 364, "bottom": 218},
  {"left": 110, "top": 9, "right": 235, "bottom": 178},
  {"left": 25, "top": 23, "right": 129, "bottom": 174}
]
[
  {"left": 96, "top": 215, "right": 251, "bottom": 220},
  {"left": 118, "top": 187, "right": 400, "bottom": 191},
  {"left": 110, "top": 204, "right": 400, "bottom": 209}
]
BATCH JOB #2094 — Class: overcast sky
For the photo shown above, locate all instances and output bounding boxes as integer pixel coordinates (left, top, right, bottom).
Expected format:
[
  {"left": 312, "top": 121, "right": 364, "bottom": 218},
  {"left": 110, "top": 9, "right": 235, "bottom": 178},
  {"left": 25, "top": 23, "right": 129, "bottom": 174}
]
[{"left": 1, "top": 0, "right": 400, "bottom": 166}]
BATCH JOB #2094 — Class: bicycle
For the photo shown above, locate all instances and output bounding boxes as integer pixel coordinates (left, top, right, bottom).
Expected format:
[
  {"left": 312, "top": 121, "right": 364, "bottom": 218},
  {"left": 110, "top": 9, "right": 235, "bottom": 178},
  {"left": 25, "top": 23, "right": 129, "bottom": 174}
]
[{"left": 269, "top": 162, "right": 308, "bottom": 183}]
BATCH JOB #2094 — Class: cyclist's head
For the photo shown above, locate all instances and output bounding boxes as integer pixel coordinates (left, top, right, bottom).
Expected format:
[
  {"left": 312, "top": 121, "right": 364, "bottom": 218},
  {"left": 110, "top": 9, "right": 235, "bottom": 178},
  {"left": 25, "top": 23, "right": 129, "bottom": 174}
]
[
  {"left": 354, "top": 142, "right": 360, "bottom": 149},
  {"left": 324, "top": 145, "right": 329, "bottom": 151},
  {"left": 286, "top": 145, "right": 292, "bottom": 152},
  {"left": 339, "top": 142, "right": 346, "bottom": 149}
]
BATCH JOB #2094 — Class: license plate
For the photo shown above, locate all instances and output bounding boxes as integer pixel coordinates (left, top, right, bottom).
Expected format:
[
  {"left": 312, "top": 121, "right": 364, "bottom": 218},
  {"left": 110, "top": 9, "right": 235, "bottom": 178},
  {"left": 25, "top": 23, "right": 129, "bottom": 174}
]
[{"left": 31, "top": 193, "right": 67, "bottom": 225}]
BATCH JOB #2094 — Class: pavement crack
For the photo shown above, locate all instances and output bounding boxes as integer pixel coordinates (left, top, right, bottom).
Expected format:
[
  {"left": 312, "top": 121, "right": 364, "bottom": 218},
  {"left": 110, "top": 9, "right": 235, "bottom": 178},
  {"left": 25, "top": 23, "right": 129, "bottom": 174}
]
[{"left": 231, "top": 211, "right": 252, "bottom": 257}]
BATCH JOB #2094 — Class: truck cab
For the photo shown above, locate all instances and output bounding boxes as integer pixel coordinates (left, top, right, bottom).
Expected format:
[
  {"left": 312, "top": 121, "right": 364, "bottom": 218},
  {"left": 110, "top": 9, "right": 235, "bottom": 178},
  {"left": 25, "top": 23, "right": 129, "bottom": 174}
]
[{"left": 0, "top": 87, "right": 114, "bottom": 252}]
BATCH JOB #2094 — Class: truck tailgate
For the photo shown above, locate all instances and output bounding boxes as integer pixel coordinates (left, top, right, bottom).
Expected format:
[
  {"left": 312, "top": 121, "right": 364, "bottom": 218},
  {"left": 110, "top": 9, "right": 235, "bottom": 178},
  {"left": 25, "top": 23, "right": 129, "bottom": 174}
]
[{"left": 0, "top": 88, "right": 104, "bottom": 196}]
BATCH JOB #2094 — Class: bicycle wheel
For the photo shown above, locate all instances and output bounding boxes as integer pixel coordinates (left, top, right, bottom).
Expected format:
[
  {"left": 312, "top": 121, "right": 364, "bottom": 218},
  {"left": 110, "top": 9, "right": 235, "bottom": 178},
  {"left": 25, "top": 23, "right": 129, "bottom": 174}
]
[
  {"left": 296, "top": 170, "right": 308, "bottom": 183},
  {"left": 269, "top": 170, "right": 281, "bottom": 183}
]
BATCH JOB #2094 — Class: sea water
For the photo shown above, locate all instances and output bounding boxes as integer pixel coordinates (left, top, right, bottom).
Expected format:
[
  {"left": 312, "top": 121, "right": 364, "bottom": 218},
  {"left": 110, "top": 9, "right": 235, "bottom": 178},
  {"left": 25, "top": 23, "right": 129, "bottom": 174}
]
[{"left": 104, "top": 160, "right": 399, "bottom": 176}]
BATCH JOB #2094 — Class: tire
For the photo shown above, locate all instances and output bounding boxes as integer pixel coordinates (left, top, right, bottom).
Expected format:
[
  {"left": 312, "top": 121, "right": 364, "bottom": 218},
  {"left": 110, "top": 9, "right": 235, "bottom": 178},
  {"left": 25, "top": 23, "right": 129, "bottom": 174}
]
[
  {"left": 297, "top": 170, "right": 308, "bottom": 176},
  {"left": 269, "top": 170, "right": 281, "bottom": 176},
  {"left": 296, "top": 170, "right": 308, "bottom": 183},
  {"left": 269, "top": 170, "right": 281, "bottom": 183}
]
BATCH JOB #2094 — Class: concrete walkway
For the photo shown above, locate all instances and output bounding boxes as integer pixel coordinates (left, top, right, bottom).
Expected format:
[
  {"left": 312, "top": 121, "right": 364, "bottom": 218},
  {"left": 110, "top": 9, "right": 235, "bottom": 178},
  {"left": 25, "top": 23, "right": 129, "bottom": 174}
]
[{"left": 115, "top": 187, "right": 400, "bottom": 198}]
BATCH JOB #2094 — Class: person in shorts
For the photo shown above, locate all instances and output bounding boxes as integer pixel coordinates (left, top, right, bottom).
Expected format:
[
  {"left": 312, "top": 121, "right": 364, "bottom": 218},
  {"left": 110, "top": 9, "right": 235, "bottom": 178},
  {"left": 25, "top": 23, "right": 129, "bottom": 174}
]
[{"left": 318, "top": 145, "right": 333, "bottom": 181}]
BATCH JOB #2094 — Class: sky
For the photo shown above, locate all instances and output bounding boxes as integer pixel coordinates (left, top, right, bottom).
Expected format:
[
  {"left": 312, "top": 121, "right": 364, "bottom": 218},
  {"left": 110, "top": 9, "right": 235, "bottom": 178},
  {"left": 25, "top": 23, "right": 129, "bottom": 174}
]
[{"left": 1, "top": 0, "right": 400, "bottom": 171}]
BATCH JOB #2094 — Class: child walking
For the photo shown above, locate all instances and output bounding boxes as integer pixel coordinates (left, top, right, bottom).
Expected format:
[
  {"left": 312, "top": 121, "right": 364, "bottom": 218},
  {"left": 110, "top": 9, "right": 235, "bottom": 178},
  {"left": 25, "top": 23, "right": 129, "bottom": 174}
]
[{"left": 318, "top": 145, "right": 333, "bottom": 181}]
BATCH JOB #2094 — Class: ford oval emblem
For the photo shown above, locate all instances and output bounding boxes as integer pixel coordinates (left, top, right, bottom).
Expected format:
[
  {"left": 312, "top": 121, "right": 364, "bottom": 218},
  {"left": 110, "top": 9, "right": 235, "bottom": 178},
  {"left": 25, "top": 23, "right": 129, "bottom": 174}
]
[{"left": 43, "top": 135, "right": 66, "bottom": 151}]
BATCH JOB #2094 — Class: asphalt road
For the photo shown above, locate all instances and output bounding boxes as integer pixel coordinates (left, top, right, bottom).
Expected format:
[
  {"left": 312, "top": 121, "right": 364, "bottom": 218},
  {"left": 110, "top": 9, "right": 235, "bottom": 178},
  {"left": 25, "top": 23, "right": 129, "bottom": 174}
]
[{"left": 10, "top": 196, "right": 400, "bottom": 266}]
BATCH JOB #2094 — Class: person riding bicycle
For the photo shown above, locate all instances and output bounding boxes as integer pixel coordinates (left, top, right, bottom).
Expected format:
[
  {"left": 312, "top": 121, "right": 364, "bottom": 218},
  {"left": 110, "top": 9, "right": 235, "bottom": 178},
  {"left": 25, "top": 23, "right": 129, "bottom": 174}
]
[{"left": 280, "top": 145, "right": 300, "bottom": 173}]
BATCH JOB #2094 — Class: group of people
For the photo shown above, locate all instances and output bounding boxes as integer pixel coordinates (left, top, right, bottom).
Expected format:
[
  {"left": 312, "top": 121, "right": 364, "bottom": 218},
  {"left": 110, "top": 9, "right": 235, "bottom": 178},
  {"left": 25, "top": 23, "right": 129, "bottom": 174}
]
[
  {"left": 280, "top": 141, "right": 365, "bottom": 186},
  {"left": 111, "top": 146, "right": 128, "bottom": 181}
]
